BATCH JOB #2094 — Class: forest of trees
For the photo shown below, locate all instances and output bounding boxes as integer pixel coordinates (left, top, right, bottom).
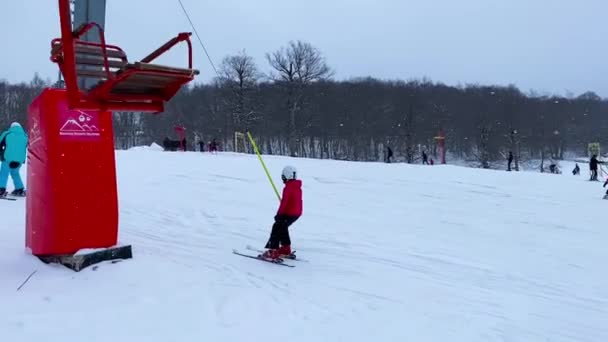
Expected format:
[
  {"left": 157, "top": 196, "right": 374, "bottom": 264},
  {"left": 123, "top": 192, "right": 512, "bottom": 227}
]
[{"left": 2, "top": 40, "right": 608, "bottom": 169}]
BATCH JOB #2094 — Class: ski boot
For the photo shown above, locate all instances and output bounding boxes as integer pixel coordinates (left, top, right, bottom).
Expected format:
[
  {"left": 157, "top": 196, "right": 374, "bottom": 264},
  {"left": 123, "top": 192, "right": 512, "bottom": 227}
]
[
  {"left": 259, "top": 248, "right": 282, "bottom": 262},
  {"left": 0, "top": 188, "right": 7, "bottom": 198},
  {"left": 278, "top": 245, "right": 296, "bottom": 260},
  {"left": 11, "top": 189, "right": 25, "bottom": 197}
]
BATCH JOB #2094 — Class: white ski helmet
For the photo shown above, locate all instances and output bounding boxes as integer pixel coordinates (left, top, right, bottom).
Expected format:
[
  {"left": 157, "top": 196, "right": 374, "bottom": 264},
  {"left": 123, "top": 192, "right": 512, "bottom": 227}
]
[{"left": 281, "top": 165, "right": 297, "bottom": 181}]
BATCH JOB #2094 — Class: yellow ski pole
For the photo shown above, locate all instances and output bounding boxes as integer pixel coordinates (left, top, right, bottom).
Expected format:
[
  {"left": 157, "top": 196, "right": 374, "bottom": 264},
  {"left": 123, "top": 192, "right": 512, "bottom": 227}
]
[{"left": 247, "top": 131, "right": 281, "bottom": 201}]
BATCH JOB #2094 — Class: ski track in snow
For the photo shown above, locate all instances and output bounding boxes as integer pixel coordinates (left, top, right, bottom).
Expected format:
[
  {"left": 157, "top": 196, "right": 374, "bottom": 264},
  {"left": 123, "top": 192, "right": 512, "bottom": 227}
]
[{"left": 1, "top": 151, "right": 607, "bottom": 341}]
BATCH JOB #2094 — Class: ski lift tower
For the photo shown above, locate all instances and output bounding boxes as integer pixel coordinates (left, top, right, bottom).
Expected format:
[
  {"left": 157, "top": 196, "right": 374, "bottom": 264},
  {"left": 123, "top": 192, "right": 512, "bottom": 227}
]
[
  {"left": 56, "top": 0, "right": 106, "bottom": 87},
  {"left": 26, "top": 0, "right": 199, "bottom": 271}
]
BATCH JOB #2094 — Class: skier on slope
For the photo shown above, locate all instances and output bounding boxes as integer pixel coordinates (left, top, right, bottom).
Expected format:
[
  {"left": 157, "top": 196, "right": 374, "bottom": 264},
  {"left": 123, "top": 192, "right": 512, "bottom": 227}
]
[
  {"left": 0, "top": 122, "right": 28, "bottom": 197},
  {"left": 590, "top": 154, "right": 602, "bottom": 181},
  {"left": 261, "top": 165, "right": 303, "bottom": 260}
]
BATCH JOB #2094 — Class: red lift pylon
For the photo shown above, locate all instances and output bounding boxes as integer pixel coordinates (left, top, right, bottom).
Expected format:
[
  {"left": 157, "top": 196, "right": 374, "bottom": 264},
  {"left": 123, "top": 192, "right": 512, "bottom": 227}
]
[{"left": 25, "top": 0, "right": 199, "bottom": 270}]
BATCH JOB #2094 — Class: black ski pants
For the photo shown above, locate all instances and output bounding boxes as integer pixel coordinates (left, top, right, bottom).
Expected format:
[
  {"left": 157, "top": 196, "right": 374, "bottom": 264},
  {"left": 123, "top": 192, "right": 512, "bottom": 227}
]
[{"left": 265, "top": 215, "right": 299, "bottom": 249}]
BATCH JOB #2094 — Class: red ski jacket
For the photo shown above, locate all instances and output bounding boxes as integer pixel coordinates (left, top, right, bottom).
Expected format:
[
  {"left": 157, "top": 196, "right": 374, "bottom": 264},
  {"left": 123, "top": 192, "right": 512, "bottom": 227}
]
[{"left": 277, "top": 179, "right": 302, "bottom": 217}]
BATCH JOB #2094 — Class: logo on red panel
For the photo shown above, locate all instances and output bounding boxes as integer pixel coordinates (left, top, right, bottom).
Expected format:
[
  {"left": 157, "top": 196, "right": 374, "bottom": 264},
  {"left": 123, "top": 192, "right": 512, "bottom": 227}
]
[{"left": 59, "top": 111, "right": 101, "bottom": 138}]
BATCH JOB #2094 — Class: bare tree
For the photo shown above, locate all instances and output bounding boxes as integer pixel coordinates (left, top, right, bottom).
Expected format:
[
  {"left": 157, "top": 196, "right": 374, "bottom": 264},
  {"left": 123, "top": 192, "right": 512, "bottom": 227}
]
[
  {"left": 6, "top": 70, "right": 608, "bottom": 167},
  {"left": 218, "top": 50, "right": 261, "bottom": 132},
  {"left": 266, "top": 40, "right": 332, "bottom": 156},
  {"left": 113, "top": 112, "right": 144, "bottom": 149}
]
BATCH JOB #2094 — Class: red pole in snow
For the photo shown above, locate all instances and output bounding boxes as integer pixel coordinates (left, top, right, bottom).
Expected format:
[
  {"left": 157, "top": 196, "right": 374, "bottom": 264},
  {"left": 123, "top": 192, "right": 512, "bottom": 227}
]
[
  {"left": 174, "top": 125, "right": 186, "bottom": 151},
  {"left": 434, "top": 129, "right": 446, "bottom": 164}
]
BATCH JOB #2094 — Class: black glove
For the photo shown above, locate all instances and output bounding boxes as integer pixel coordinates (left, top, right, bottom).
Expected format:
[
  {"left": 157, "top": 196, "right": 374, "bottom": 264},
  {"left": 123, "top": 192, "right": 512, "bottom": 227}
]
[{"left": 9, "top": 161, "right": 20, "bottom": 169}]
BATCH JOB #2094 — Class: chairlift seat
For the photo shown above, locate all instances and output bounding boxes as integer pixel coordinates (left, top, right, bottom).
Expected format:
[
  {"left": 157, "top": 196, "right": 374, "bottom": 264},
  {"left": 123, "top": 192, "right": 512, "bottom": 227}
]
[{"left": 50, "top": 23, "right": 199, "bottom": 112}]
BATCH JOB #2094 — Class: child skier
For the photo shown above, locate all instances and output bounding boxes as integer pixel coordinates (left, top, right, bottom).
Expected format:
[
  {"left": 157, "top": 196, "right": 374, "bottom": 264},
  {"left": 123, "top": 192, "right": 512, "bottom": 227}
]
[
  {"left": 261, "top": 165, "right": 302, "bottom": 260},
  {"left": 0, "top": 122, "right": 28, "bottom": 197}
]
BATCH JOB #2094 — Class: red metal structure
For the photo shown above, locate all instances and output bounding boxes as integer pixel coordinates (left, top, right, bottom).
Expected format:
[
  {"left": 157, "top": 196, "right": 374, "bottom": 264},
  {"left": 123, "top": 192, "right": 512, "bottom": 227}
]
[
  {"left": 434, "top": 129, "right": 446, "bottom": 164},
  {"left": 51, "top": 0, "right": 199, "bottom": 113},
  {"left": 25, "top": 0, "right": 199, "bottom": 267},
  {"left": 174, "top": 125, "right": 187, "bottom": 151}
]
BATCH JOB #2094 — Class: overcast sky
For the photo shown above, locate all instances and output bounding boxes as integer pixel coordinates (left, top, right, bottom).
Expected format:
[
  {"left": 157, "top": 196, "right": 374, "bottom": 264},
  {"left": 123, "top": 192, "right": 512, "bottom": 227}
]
[{"left": 1, "top": 0, "right": 607, "bottom": 97}]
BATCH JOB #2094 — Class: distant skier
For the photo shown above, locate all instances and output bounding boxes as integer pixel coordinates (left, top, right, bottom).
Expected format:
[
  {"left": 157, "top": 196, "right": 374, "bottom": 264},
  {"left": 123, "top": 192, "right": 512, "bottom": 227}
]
[
  {"left": 590, "top": 155, "right": 601, "bottom": 181},
  {"left": 572, "top": 163, "right": 580, "bottom": 175},
  {"left": 0, "top": 122, "right": 28, "bottom": 197},
  {"left": 385, "top": 146, "right": 393, "bottom": 163},
  {"left": 261, "top": 166, "right": 303, "bottom": 260},
  {"left": 507, "top": 151, "right": 514, "bottom": 171},
  {"left": 549, "top": 162, "right": 560, "bottom": 174},
  {"left": 422, "top": 151, "right": 429, "bottom": 165},
  {"left": 208, "top": 139, "right": 218, "bottom": 153}
]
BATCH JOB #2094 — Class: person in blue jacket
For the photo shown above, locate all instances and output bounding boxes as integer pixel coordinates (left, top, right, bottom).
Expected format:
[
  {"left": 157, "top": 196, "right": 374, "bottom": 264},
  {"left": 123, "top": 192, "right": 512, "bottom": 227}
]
[{"left": 0, "top": 122, "right": 28, "bottom": 197}]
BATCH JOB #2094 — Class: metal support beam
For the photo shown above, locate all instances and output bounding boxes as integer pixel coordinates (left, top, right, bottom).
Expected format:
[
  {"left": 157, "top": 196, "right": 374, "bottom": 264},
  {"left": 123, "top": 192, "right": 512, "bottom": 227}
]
[
  {"left": 73, "top": 0, "right": 106, "bottom": 36},
  {"left": 73, "top": 0, "right": 107, "bottom": 89}
]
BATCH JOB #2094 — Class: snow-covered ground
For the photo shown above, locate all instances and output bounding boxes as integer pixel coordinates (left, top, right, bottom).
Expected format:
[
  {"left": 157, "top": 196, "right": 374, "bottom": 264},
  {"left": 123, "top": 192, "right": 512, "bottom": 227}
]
[{"left": 1, "top": 149, "right": 607, "bottom": 342}]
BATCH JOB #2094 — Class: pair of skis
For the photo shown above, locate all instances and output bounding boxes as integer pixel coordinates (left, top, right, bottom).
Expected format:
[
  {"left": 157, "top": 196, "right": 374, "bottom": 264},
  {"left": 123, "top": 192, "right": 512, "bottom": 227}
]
[
  {"left": 0, "top": 195, "right": 24, "bottom": 201},
  {"left": 233, "top": 245, "right": 307, "bottom": 268}
]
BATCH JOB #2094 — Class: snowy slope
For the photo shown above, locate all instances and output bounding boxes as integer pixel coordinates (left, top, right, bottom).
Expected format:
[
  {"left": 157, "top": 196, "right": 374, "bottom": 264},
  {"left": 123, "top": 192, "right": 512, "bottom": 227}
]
[{"left": 1, "top": 150, "right": 607, "bottom": 342}]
